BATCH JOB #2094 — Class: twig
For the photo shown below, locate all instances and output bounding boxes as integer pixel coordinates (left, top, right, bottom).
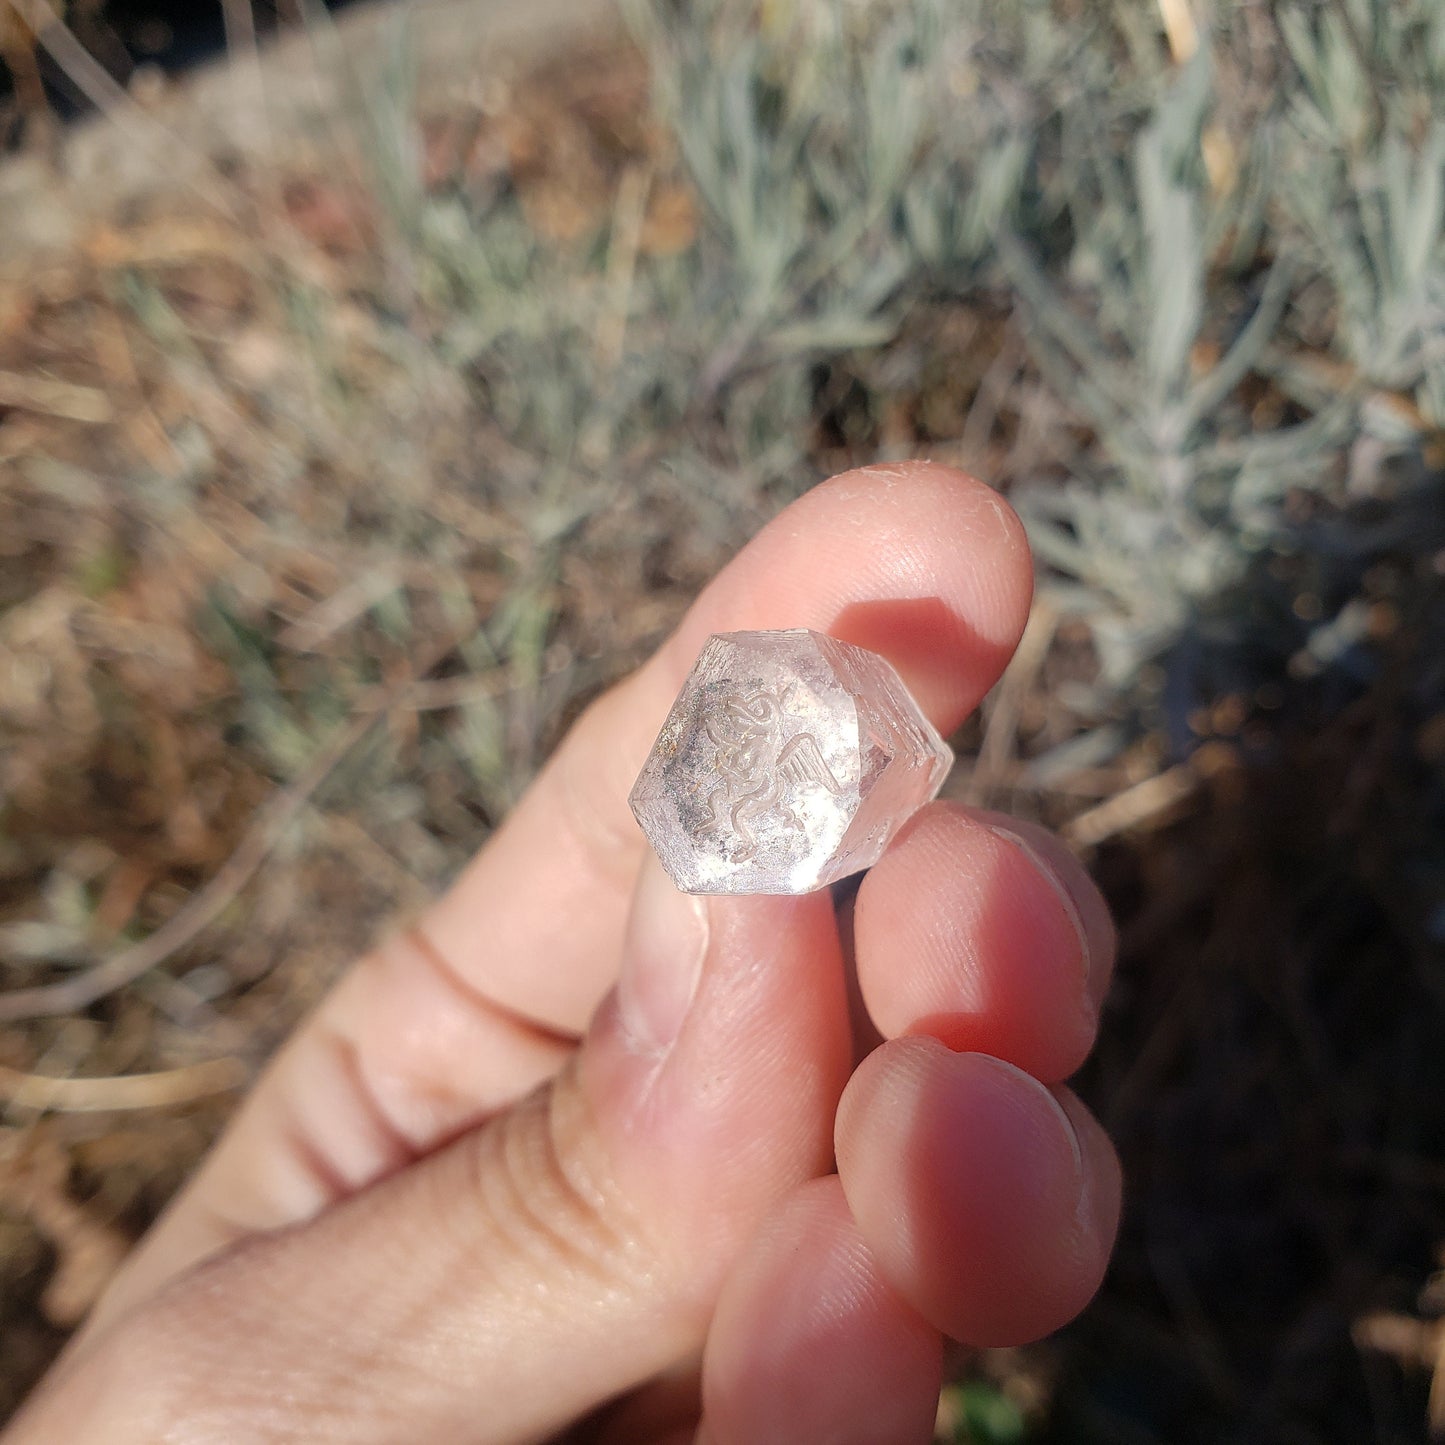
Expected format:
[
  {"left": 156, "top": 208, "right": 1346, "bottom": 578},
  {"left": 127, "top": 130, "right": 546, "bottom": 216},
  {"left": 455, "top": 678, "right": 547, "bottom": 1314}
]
[
  {"left": 359, "top": 672, "right": 514, "bottom": 713},
  {"left": 0, "top": 710, "right": 378, "bottom": 1023},
  {"left": 578, "top": 163, "right": 652, "bottom": 468},
  {"left": 958, "top": 321, "right": 1026, "bottom": 470},
  {"left": 0, "top": 1057, "right": 246, "bottom": 1113},
  {"left": 964, "top": 596, "right": 1059, "bottom": 805},
  {"left": 276, "top": 566, "right": 404, "bottom": 652},
  {"left": 594, "top": 163, "right": 651, "bottom": 374},
  {"left": 0, "top": 1129, "right": 128, "bottom": 1324},
  {"left": 1354, "top": 1311, "right": 1445, "bottom": 1438},
  {"left": 1156, "top": 0, "right": 1199, "bottom": 62},
  {"left": 1063, "top": 762, "right": 1199, "bottom": 849},
  {"left": 85, "top": 217, "right": 249, "bottom": 270},
  {"left": 0, "top": 369, "right": 113, "bottom": 423}
]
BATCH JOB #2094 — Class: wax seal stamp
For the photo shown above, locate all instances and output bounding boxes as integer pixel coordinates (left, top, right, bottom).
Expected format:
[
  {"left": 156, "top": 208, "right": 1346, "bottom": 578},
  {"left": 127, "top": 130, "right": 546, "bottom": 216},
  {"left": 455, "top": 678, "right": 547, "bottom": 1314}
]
[{"left": 629, "top": 629, "right": 953, "bottom": 895}]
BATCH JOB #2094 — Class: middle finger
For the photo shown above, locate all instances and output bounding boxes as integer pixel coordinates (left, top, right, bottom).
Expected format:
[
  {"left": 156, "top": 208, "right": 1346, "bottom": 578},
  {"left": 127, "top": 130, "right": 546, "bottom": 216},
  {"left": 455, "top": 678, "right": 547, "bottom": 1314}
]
[{"left": 853, "top": 803, "right": 1117, "bottom": 1082}]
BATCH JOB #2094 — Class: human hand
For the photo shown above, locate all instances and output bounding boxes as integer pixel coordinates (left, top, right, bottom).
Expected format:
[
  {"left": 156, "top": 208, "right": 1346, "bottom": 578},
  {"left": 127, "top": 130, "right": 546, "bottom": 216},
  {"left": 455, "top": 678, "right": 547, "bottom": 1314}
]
[{"left": 8, "top": 463, "right": 1120, "bottom": 1445}]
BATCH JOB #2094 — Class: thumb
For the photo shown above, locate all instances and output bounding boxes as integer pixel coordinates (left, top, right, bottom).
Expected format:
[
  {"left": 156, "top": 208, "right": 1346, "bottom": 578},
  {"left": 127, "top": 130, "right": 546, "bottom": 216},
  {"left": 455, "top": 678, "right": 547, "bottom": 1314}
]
[{"left": 10, "top": 858, "right": 852, "bottom": 1445}]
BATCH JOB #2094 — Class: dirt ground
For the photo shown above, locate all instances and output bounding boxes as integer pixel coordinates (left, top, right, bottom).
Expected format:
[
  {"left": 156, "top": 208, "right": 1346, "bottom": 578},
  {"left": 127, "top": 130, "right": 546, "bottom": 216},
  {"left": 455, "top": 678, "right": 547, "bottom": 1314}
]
[{"left": 2, "top": 6, "right": 1444, "bottom": 1441}]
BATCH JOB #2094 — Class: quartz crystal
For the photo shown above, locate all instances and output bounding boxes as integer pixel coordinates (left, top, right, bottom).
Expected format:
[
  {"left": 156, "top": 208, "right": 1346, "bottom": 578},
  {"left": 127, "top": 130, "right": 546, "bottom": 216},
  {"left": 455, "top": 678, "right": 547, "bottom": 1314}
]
[{"left": 629, "top": 629, "right": 953, "bottom": 895}]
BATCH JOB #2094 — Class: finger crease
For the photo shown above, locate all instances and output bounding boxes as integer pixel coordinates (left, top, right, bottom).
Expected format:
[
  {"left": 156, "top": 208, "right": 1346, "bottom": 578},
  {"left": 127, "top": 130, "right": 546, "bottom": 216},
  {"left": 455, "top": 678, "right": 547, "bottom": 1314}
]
[
  {"left": 403, "top": 922, "right": 579, "bottom": 1050},
  {"left": 324, "top": 1024, "right": 426, "bottom": 1171},
  {"left": 477, "top": 1084, "right": 637, "bottom": 1289},
  {"left": 275, "top": 1109, "right": 354, "bottom": 1209}
]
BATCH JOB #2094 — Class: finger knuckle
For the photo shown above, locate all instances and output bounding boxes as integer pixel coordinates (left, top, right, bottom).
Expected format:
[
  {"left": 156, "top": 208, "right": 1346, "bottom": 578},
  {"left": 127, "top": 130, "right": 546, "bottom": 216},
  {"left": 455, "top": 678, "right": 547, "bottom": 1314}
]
[{"left": 464, "top": 1067, "right": 649, "bottom": 1293}]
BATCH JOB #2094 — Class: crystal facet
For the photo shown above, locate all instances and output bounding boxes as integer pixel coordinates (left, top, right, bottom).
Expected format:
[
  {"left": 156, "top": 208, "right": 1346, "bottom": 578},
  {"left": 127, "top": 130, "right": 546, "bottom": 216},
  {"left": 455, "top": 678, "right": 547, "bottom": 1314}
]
[{"left": 629, "top": 629, "right": 953, "bottom": 895}]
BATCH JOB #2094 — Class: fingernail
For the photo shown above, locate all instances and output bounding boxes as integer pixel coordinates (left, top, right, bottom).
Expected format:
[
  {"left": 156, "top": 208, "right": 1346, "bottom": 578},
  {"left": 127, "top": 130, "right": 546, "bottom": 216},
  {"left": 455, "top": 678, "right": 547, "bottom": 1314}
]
[
  {"left": 1053, "top": 1090, "right": 1100, "bottom": 1240},
  {"left": 617, "top": 855, "right": 709, "bottom": 1057},
  {"left": 979, "top": 1053, "right": 1090, "bottom": 1229},
  {"left": 986, "top": 824, "right": 1094, "bottom": 1012},
  {"left": 981, "top": 1053, "right": 1085, "bottom": 1171}
]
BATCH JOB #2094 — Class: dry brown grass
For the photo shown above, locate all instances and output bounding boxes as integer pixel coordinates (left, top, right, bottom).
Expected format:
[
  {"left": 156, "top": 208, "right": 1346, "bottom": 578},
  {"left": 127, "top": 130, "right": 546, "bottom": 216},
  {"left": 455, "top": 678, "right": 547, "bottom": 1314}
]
[
  {"left": 0, "top": 40, "right": 716, "bottom": 1414},
  {"left": 1, "top": 8, "right": 1443, "bottom": 1442}
]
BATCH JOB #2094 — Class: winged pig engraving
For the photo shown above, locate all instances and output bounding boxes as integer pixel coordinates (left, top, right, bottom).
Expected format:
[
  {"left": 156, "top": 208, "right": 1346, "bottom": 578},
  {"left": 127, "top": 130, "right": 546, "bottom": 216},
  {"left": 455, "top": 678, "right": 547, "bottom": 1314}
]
[{"left": 699, "top": 683, "right": 843, "bottom": 861}]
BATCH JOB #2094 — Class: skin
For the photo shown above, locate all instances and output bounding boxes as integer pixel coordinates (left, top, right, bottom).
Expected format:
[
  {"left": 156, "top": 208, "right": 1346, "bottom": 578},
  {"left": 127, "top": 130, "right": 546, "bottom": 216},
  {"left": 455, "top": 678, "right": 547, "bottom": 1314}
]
[{"left": 5, "top": 462, "right": 1122, "bottom": 1444}]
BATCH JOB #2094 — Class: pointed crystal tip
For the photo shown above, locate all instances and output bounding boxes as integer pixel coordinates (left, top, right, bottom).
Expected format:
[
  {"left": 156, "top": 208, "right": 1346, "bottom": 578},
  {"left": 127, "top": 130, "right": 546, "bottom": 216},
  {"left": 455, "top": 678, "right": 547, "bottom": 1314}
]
[{"left": 629, "top": 629, "right": 953, "bottom": 895}]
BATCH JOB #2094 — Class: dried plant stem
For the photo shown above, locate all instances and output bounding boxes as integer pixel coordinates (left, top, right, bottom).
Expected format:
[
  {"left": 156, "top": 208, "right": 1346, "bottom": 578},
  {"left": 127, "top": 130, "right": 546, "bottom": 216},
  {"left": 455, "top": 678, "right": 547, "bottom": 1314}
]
[
  {"left": 594, "top": 163, "right": 650, "bottom": 374},
  {"left": 1156, "top": 0, "right": 1200, "bottom": 63},
  {"left": 359, "top": 668, "right": 557, "bottom": 714},
  {"left": 0, "top": 710, "right": 379, "bottom": 1024},
  {"left": 0, "top": 1057, "right": 246, "bottom": 1113},
  {"left": 1063, "top": 763, "right": 1199, "bottom": 848},
  {"left": 1354, "top": 1312, "right": 1445, "bottom": 1436},
  {"left": 0, "top": 370, "right": 112, "bottom": 423},
  {"left": 964, "top": 596, "right": 1059, "bottom": 805}
]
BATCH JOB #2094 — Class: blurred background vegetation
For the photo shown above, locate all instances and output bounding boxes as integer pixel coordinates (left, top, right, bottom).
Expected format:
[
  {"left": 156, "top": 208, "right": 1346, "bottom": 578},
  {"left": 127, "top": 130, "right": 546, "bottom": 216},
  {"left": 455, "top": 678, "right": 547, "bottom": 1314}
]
[{"left": 2, "top": 0, "right": 1444, "bottom": 1439}]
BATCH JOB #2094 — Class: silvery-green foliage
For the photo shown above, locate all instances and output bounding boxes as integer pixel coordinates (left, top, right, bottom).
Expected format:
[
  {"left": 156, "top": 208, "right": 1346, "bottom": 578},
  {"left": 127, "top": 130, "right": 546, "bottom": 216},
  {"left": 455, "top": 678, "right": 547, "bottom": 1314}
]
[
  {"left": 1004, "top": 0, "right": 1445, "bottom": 695},
  {"left": 1277, "top": 2, "right": 1445, "bottom": 428},
  {"left": 627, "top": 0, "right": 1432, "bottom": 698},
  {"left": 1003, "top": 44, "right": 1300, "bottom": 689},
  {"left": 624, "top": 0, "right": 957, "bottom": 367},
  {"left": 394, "top": 0, "right": 1444, "bottom": 706}
]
